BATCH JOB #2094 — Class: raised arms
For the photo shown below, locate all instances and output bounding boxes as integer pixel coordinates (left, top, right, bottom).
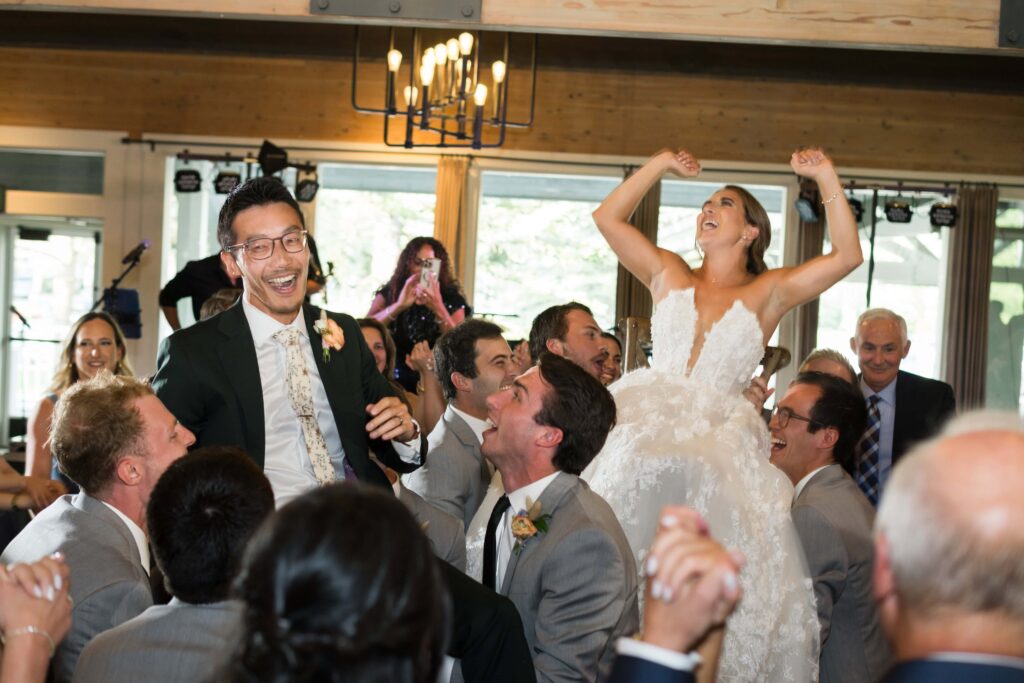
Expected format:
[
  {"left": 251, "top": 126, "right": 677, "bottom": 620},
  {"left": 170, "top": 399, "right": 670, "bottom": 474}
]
[{"left": 592, "top": 149, "right": 701, "bottom": 295}]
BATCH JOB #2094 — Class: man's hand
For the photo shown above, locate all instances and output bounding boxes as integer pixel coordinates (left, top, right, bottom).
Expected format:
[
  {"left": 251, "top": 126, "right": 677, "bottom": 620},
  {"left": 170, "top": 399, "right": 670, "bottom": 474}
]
[
  {"left": 641, "top": 506, "right": 744, "bottom": 653},
  {"left": 366, "top": 396, "right": 417, "bottom": 442},
  {"left": 20, "top": 476, "right": 65, "bottom": 511}
]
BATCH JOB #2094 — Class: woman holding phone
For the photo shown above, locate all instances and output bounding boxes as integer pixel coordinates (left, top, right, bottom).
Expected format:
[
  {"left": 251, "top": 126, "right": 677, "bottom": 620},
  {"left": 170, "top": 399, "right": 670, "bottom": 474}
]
[{"left": 367, "top": 237, "right": 470, "bottom": 392}]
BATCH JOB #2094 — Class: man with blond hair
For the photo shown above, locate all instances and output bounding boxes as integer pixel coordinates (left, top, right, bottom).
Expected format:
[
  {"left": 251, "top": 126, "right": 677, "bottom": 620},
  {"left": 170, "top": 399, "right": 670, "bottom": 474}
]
[
  {"left": 872, "top": 411, "right": 1024, "bottom": 681},
  {"left": 850, "top": 308, "right": 955, "bottom": 504}
]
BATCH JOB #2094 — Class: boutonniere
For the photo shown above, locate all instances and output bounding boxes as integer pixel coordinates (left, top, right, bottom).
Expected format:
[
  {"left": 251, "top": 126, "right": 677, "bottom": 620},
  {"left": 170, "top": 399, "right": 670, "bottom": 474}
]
[
  {"left": 511, "top": 497, "right": 552, "bottom": 555},
  {"left": 313, "top": 310, "right": 345, "bottom": 362}
]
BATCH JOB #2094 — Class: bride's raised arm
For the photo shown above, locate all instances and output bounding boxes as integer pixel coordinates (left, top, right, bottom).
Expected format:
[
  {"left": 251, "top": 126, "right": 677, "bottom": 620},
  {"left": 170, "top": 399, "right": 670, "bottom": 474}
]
[
  {"left": 768, "top": 148, "right": 863, "bottom": 314},
  {"left": 593, "top": 149, "right": 701, "bottom": 292}
]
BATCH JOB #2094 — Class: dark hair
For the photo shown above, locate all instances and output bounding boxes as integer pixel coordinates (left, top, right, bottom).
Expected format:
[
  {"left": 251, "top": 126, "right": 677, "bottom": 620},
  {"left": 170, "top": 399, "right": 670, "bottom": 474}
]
[
  {"left": 378, "top": 237, "right": 460, "bottom": 305},
  {"left": 600, "top": 331, "right": 622, "bottom": 353},
  {"left": 51, "top": 374, "right": 152, "bottom": 495},
  {"left": 723, "top": 185, "right": 772, "bottom": 275},
  {"left": 227, "top": 484, "right": 449, "bottom": 683},
  {"left": 528, "top": 302, "right": 594, "bottom": 364},
  {"left": 794, "top": 371, "right": 868, "bottom": 473},
  {"left": 147, "top": 447, "right": 274, "bottom": 604},
  {"left": 217, "top": 177, "right": 305, "bottom": 249},
  {"left": 534, "top": 353, "right": 616, "bottom": 475},
  {"left": 434, "top": 319, "right": 506, "bottom": 402},
  {"left": 357, "top": 318, "right": 398, "bottom": 378},
  {"left": 49, "top": 311, "right": 134, "bottom": 393}
]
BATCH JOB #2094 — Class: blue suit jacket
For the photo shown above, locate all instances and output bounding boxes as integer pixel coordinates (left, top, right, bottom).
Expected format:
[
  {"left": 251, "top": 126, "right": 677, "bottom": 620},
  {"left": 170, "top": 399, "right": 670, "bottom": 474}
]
[
  {"left": 883, "top": 659, "right": 1024, "bottom": 682},
  {"left": 607, "top": 654, "right": 695, "bottom": 683}
]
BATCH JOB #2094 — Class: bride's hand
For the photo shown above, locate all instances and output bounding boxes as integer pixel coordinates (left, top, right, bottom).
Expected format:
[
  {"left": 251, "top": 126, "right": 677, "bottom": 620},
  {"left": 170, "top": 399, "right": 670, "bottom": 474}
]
[
  {"left": 789, "top": 147, "right": 836, "bottom": 183},
  {"left": 658, "top": 149, "right": 701, "bottom": 178}
]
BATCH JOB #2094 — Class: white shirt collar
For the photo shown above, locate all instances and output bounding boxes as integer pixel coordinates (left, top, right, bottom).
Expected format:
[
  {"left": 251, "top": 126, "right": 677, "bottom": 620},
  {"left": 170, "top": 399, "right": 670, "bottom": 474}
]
[
  {"left": 100, "top": 500, "right": 150, "bottom": 576},
  {"left": 793, "top": 463, "right": 835, "bottom": 500},
  {"left": 860, "top": 375, "right": 897, "bottom": 404},
  {"left": 507, "top": 470, "right": 561, "bottom": 516},
  {"left": 240, "top": 292, "right": 307, "bottom": 346},
  {"left": 449, "top": 404, "right": 490, "bottom": 444}
]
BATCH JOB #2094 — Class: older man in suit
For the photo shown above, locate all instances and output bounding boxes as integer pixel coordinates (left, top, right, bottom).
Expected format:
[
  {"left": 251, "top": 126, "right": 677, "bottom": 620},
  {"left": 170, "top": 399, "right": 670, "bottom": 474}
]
[
  {"left": 480, "top": 353, "right": 637, "bottom": 682},
  {"left": 1, "top": 374, "right": 195, "bottom": 682},
  {"left": 405, "top": 318, "right": 515, "bottom": 529},
  {"left": 873, "top": 412, "right": 1024, "bottom": 681},
  {"left": 73, "top": 447, "right": 274, "bottom": 683},
  {"left": 850, "top": 308, "right": 955, "bottom": 504},
  {"left": 769, "top": 372, "right": 891, "bottom": 682}
]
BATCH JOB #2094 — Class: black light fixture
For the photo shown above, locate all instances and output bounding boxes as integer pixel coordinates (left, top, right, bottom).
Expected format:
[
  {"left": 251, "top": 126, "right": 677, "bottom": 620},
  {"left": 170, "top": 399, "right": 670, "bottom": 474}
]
[
  {"left": 351, "top": 27, "right": 537, "bottom": 149},
  {"left": 883, "top": 195, "right": 913, "bottom": 223},
  {"left": 930, "top": 201, "right": 958, "bottom": 228},
  {"left": 295, "top": 175, "right": 320, "bottom": 203},
  {"left": 213, "top": 170, "right": 242, "bottom": 194},
  {"left": 794, "top": 190, "right": 819, "bottom": 222},
  {"left": 174, "top": 169, "right": 202, "bottom": 193},
  {"left": 257, "top": 140, "right": 290, "bottom": 176}
]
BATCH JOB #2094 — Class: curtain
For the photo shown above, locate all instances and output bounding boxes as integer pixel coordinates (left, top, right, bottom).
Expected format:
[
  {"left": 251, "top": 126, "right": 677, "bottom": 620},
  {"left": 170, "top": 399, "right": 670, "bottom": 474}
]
[
  {"left": 943, "top": 183, "right": 998, "bottom": 409},
  {"left": 793, "top": 179, "right": 825, "bottom": 364},
  {"left": 433, "top": 155, "right": 479, "bottom": 303},
  {"left": 614, "top": 167, "right": 660, "bottom": 326}
]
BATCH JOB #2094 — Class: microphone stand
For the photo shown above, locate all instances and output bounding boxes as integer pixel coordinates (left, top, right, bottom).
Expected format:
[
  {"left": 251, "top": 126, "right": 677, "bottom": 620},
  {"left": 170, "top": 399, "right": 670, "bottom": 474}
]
[{"left": 91, "top": 253, "right": 145, "bottom": 312}]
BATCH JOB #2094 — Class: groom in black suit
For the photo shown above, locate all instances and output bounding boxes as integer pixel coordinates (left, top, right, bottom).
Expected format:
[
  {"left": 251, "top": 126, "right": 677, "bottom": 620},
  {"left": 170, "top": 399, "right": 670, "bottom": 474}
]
[{"left": 153, "top": 177, "right": 534, "bottom": 683}]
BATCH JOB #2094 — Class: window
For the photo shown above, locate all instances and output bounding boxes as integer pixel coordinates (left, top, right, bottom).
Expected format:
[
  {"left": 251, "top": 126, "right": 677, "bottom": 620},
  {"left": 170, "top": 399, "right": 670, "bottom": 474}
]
[
  {"left": 474, "top": 171, "right": 621, "bottom": 340},
  {"left": 314, "top": 163, "right": 436, "bottom": 317},
  {"left": 987, "top": 198, "right": 1024, "bottom": 411},
  {"left": 816, "top": 189, "right": 951, "bottom": 378}
]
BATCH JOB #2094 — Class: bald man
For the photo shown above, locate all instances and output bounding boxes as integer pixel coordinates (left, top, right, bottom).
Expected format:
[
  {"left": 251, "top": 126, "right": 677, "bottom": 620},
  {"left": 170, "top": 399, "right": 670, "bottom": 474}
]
[{"left": 873, "top": 412, "right": 1024, "bottom": 682}]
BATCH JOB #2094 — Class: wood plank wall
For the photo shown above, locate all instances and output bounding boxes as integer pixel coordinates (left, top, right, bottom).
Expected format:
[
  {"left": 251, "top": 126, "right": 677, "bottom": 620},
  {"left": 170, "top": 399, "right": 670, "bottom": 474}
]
[{"left": 1, "top": 45, "right": 1022, "bottom": 176}]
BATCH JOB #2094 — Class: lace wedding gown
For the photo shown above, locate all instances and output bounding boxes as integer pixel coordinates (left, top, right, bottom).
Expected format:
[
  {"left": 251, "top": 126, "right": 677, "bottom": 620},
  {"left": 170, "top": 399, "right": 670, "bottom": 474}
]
[{"left": 467, "top": 288, "right": 818, "bottom": 682}]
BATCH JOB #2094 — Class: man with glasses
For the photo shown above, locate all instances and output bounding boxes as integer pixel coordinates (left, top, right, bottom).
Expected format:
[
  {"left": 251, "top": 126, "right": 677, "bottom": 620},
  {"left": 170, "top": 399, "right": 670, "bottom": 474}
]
[
  {"left": 768, "top": 371, "right": 891, "bottom": 683},
  {"left": 152, "top": 177, "right": 535, "bottom": 683}
]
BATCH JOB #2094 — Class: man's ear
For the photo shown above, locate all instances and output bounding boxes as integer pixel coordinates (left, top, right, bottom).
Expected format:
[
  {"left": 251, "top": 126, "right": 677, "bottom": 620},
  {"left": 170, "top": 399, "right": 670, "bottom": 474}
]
[
  {"left": 849, "top": 336, "right": 858, "bottom": 354},
  {"left": 220, "top": 250, "right": 242, "bottom": 281},
  {"left": 817, "top": 425, "right": 839, "bottom": 450},
  {"left": 536, "top": 426, "right": 563, "bottom": 450},
  {"left": 115, "top": 456, "right": 142, "bottom": 487},
  {"left": 873, "top": 533, "right": 899, "bottom": 631},
  {"left": 545, "top": 338, "right": 565, "bottom": 358},
  {"left": 451, "top": 371, "right": 472, "bottom": 393},
  {"left": 902, "top": 339, "right": 912, "bottom": 359}
]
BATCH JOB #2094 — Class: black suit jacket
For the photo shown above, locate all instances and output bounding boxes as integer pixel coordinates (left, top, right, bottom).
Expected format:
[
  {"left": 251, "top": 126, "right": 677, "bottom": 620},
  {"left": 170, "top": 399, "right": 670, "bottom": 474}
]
[
  {"left": 890, "top": 370, "right": 956, "bottom": 464},
  {"left": 607, "top": 654, "right": 695, "bottom": 683},
  {"left": 882, "top": 658, "right": 1024, "bottom": 682},
  {"left": 152, "top": 301, "right": 423, "bottom": 489}
]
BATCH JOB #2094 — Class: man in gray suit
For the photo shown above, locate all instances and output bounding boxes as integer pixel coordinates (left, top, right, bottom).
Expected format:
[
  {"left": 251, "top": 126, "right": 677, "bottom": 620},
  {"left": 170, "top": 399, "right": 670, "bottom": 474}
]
[
  {"left": 480, "top": 353, "right": 638, "bottom": 682},
  {"left": 73, "top": 446, "right": 275, "bottom": 683},
  {"left": 1, "top": 374, "right": 195, "bottom": 683},
  {"left": 769, "top": 371, "right": 891, "bottom": 682},
  {"left": 405, "top": 319, "right": 515, "bottom": 528}
]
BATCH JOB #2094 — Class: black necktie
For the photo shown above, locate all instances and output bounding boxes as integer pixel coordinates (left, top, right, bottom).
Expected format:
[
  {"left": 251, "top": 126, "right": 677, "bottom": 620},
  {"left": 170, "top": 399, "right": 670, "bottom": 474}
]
[{"left": 482, "top": 495, "right": 511, "bottom": 590}]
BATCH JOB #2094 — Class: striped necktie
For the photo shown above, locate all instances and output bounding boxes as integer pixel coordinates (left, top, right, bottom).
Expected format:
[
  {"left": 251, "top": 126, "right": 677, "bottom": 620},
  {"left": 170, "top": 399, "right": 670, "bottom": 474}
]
[{"left": 856, "top": 394, "right": 882, "bottom": 506}]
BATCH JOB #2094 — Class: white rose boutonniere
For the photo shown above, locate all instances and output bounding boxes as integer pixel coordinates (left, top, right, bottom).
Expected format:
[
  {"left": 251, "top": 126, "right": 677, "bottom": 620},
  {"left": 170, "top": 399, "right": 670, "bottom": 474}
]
[{"left": 313, "top": 310, "right": 345, "bottom": 362}]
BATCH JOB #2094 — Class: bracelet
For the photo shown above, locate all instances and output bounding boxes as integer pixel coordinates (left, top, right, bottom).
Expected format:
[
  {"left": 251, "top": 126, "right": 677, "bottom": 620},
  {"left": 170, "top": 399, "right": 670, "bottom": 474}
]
[
  {"left": 1, "top": 625, "right": 56, "bottom": 657},
  {"left": 821, "top": 190, "right": 840, "bottom": 205}
]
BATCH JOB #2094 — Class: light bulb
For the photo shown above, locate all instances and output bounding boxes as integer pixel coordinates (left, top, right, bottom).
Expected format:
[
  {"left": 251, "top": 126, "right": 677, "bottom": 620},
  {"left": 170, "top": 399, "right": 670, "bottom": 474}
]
[
  {"left": 419, "top": 62, "right": 434, "bottom": 87},
  {"left": 474, "top": 83, "right": 488, "bottom": 106},
  {"left": 491, "top": 60, "right": 506, "bottom": 84},
  {"left": 403, "top": 85, "right": 418, "bottom": 107},
  {"left": 387, "top": 49, "right": 402, "bottom": 72},
  {"left": 446, "top": 38, "right": 460, "bottom": 61},
  {"left": 434, "top": 43, "right": 447, "bottom": 65},
  {"left": 422, "top": 49, "right": 435, "bottom": 71},
  {"left": 459, "top": 32, "right": 474, "bottom": 55}
]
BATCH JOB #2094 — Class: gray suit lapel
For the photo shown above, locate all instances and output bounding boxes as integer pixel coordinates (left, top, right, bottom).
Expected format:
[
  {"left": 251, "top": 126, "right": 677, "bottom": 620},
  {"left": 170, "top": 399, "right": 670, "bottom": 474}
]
[
  {"left": 499, "top": 471, "right": 577, "bottom": 595},
  {"left": 446, "top": 407, "right": 491, "bottom": 480},
  {"left": 794, "top": 464, "right": 842, "bottom": 504}
]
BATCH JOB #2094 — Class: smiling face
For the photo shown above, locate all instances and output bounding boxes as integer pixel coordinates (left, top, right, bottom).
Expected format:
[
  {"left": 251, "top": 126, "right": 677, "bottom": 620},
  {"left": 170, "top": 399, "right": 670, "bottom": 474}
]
[
  {"left": 481, "top": 367, "right": 554, "bottom": 470},
  {"left": 547, "top": 309, "right": 607, "bottom": 380},
  {"left": 221, "top": 202, "right": 309, "bottom": 325},
  {"left": 696, "top": 188, "right": 758, "bottom": 251},
  {"left": 768, "top": 382, "right": 827, "bottom": 485},
  {"left": 73, "top": 318, "right": 124, "bottom": 382},
  {"left": 361, "top": 325, "right": 389, "bottom": 375},
  {"left": 851, "top": 318, "right": 910, "bottom": 393},
  {"left": 467, "top": 337, "right": 516, "bottom": 413}
]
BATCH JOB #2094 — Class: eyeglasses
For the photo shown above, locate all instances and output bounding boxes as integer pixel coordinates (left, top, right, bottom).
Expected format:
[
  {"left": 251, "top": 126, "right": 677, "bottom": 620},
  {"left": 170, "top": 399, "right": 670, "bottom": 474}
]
[
  {"left": 771, "top": 405, "right": 821, "bottom": 429},
  {"left": 226, "top": 230, "right": 307, "bottom": 261}
]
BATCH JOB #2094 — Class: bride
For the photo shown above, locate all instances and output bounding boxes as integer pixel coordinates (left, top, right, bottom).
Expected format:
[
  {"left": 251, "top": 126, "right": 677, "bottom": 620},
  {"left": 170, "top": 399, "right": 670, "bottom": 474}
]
[{"left": 584, "top": 147, "right": 862, "bottom": 682}]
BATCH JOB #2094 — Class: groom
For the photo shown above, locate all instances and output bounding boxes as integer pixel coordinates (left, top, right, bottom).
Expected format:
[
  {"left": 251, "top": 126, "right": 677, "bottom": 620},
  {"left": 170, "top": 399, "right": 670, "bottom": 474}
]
[
  {"left": 153, "top": 177, "right": 534, "bottom": 683},
  {"left": 480, "top": 353, "right": 638, "bottom": 682}
]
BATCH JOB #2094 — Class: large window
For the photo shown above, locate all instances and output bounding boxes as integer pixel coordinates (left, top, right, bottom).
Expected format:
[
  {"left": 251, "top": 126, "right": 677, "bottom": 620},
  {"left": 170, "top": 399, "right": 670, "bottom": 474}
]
[
  {"left": 817, "top": 189, "right": 951, "bottom": 378},
  {"left": 314, "top": 163, "right": 436, "bottom": 318},
  {"left": 474, "top": 171, "right": 621, "bottom": 340},
  {"left": 987, "top": 199, "right": 1024, "bottom": 411}
]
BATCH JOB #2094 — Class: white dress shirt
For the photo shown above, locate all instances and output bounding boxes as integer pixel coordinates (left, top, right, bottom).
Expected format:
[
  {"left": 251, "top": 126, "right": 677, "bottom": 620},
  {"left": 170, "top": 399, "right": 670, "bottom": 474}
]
[
  {"left": 101, "top": 501, "right": 149, "bottom": 575},
  {"left": 495, "top": 470, "right": 561, "bottom": 590}
]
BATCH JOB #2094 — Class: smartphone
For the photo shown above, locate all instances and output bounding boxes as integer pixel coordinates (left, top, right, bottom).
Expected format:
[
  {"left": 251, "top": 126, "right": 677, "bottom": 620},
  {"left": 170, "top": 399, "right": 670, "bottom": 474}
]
[{"left": 419, "top": 258, "right": 441, "bottom": 288}]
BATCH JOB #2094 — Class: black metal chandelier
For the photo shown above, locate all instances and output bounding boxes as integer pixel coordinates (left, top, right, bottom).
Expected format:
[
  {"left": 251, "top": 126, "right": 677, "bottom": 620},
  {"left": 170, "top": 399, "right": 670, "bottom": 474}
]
[{"left": 351, "top": 27, "right": 536, "bottom": 149}]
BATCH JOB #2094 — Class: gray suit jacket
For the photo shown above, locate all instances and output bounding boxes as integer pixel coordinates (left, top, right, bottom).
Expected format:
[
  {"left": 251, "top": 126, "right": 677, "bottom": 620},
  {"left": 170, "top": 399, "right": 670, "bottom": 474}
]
[
  {"left": 0, "top": 493, "right": 152, "bottom": 683},
  {"left": 399, "top": 483, "right": 467, "bottom": 572},
  {"left": 499, "top": 472, "right": 639, "bottom": 683},
  {"left": 792, "top": 465, "right": 891, "bottom": 683},
  {"left": 405, "top": 405, "right": 491, "bottom": 529},
  {"left": 72, "top": 598, "right": 242, "bottom": 683}
]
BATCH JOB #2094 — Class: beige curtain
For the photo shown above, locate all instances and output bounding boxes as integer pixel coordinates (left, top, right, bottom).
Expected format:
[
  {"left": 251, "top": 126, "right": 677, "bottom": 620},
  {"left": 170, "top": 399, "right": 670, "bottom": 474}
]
[
  {"left": 615, "top": 167, "right": 660, "bottom": 326},
  {"left": 433, "top": 155, "right": 479, "bottom": 303},
  {"left": 793, "top": 179, "right": 825, "bottom": 364},
  {"left": 943, "top": 183, "right": 998, "bottom": 410}
]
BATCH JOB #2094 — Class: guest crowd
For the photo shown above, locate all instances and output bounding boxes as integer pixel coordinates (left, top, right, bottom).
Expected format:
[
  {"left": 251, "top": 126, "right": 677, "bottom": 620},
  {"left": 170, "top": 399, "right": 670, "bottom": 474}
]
[{"left": 1, "top": 175, "right": 1020, "bottom": 683}]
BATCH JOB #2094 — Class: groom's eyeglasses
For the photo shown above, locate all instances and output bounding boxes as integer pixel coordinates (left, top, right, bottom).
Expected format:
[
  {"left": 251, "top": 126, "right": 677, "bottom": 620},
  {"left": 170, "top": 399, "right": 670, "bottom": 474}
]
[
  {"left": 771, "top": 405, "right": 822, "bottom": 429},
  {"left": 225, "top": 229, "right": 307, "bottom": 261}
]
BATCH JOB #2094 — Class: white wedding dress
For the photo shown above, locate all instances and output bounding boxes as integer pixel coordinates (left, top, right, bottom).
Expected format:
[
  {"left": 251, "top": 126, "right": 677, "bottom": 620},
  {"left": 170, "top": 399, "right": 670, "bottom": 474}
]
[{"left": 467, "top": 288, "right": 819, "bottom": 682}]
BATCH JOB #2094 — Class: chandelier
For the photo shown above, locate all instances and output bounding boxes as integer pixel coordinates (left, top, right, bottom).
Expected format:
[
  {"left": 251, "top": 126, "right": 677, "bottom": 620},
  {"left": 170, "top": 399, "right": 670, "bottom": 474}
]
[{"left": 351, "top": 27, "right": 536, "bottom": 149}]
